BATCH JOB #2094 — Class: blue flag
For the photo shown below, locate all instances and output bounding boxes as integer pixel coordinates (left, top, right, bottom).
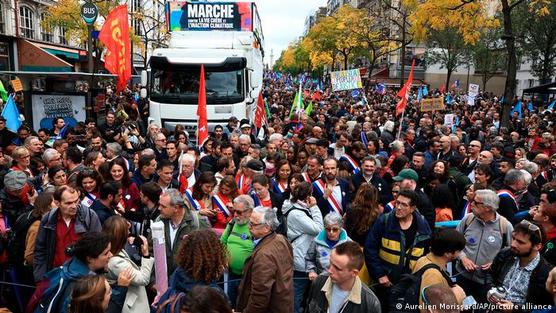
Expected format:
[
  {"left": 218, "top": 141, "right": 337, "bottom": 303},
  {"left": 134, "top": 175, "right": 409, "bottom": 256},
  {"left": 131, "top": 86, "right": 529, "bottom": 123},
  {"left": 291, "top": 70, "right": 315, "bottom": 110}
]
[
  {"left": 376, "top": 83, "right": 385, "bottom": 95},
  {"left": 527, "top": 102, "right": 534, "bottom": 112},
  {"left": 422, "top": 85, "right": 428, "bottom": 96},
  {"left": 511, "top": 101, "right": 523, "bottom": 118},
  {"left": 417, "top": 87, "right": 423, "bottom": 103},
  {"left": 352, "top": 89, "right": 361, "bottom": 98},
  {"left": 445, "top": 94, "right": 453, "bottom": 105},
  {"left": 548, "top": 100, "right": 555, "bottom": 110},
  {"left": 1, "top": 94, "right": 21, "bottom": 132}
]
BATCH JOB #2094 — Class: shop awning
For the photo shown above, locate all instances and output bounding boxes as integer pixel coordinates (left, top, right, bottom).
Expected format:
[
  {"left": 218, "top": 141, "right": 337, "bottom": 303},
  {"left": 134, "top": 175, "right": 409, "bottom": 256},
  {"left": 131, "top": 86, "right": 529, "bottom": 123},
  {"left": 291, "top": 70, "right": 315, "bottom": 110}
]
[
  {"left": 17, "top": 39, "right": 73, "bottom": 72},
  {"left": 33, "top": 42, "right": 83, "bottom": 60}
]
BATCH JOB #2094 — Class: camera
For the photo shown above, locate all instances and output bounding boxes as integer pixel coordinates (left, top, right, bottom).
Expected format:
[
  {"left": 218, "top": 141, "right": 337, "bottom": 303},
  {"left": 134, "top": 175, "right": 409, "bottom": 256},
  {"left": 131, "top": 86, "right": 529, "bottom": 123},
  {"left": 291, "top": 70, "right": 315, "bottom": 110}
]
[{"left": 487, "top": 286, "right": 507, "bottom": 300}]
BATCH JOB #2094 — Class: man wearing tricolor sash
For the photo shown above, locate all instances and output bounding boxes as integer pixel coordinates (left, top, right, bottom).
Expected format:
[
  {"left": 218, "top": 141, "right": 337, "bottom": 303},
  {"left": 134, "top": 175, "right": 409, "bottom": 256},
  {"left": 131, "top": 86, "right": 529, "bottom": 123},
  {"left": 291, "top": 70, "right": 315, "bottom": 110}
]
[
  {"left": 497, "top": 168, "right": 530, "bottom": 223},
  {"left": 302, "top": 155, "right": 322, "bottom": 183},
  {"left": 312, "top": 158, "right": 350, "bottom": 218},
  {"left": 338, "top": 141, "right": 366, "bottom": 175}
]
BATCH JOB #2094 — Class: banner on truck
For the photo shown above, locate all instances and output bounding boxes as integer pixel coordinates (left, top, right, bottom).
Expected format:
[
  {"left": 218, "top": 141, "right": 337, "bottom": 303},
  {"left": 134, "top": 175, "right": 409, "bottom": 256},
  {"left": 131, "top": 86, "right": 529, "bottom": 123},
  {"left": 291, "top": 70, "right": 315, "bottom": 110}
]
[
  {"left": 166, "top": 1, "right": 253, "bottom": 32},
  {"left": 330, "top": 69, "right": 362, "bottom": 92},
  {"left": 31, "top": 94, "right": 86, "bottom": 130}
]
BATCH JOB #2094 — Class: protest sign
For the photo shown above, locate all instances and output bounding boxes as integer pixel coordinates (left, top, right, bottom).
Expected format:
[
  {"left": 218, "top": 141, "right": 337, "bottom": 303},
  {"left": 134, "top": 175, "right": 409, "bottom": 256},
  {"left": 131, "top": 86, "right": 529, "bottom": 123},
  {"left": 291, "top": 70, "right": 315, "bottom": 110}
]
[
  {"left": 330, "top": 69, "right": 362, "bottom": 91},
  {"left": 467, "top": 83, "right": 479, "bottom": 106},
  {"left": 444, "top": 114, "right": 456, "bottom": 127},
  {"left": 420, "top": 97, "right": 445, "bottom": 112},
  {"left": 166, "top": 1, "right": 254, "bottom": 32},
  {"left": 10, "top": 79, "right": 23, "bottom": 92},
  {"left": 31, "top": 94, "right": 86, "bottom": 130}
]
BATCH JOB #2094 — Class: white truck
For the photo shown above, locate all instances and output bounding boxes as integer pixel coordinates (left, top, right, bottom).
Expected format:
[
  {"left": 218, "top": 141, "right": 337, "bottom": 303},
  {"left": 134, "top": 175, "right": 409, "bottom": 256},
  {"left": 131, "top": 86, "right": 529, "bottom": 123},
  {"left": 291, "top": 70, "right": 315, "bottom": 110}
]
[{"left": 145, "top": 1, "right": 264, "bottom": 136}]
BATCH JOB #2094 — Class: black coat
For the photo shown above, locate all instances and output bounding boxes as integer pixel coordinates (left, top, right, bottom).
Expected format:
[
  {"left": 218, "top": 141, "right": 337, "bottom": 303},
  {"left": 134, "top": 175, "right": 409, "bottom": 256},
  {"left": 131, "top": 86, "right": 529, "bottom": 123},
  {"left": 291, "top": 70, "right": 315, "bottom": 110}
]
[
  {"left": 351, "top": 172, "right": 392, "bottom": 205},
  {"left": 489, "top": 248, "right": 553, "bottom": 311}
]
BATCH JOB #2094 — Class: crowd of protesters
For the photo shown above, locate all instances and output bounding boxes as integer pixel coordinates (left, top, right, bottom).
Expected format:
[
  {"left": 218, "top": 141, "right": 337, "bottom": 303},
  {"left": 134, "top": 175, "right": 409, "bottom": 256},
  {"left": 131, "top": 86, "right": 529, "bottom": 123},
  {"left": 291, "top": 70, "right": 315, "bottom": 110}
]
[{"left": 0, "top": 72, "right": 554, "bottom": 313}]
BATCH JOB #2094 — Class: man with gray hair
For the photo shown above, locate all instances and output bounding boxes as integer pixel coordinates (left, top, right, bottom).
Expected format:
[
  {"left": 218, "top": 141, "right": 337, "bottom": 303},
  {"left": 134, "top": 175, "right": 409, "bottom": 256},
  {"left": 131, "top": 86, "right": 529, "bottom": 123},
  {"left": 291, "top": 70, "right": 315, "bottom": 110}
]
[
  {"left": 221, "top": 195, "right": 255, "bottom": 307},
  {"left": 498, "top": 169, "right": 530, "bottom": 222},
  {"left": 156, "top": 188, "right": 208, "bottom": 278},
  {"left": 455, "top": 189, "right": 513, "bottom": 304},
  {"left": 42, "top": 148, "right": 62, "bottom": 168},
  {"left": 236, "top": 206, "right": 294, "bottom": 313}
]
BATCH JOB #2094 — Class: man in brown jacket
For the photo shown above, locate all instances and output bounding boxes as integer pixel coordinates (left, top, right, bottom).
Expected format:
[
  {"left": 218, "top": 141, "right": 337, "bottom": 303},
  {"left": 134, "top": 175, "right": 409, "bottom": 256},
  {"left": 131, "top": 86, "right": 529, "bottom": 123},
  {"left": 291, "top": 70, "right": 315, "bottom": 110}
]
[{"left": 236, "top": 206, "right": 294, "bottom": 313}]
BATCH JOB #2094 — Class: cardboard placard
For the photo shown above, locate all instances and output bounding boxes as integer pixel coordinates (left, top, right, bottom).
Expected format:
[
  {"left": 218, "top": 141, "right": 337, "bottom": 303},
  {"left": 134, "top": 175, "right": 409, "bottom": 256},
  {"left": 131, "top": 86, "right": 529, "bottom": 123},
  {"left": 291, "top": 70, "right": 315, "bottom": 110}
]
[
  {"left": 10, "top": 79, "right": 23, "bottom": 92},
  {"left": 420, "top": 97, "right": 445, "bottom": 112}
]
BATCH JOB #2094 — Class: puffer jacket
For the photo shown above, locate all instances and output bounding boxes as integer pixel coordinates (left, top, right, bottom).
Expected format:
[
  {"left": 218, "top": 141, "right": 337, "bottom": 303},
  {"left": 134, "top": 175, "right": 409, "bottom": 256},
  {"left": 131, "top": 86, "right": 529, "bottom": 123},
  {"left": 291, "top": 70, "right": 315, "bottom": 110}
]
[
  {"left": 282, "top": 200, "right": 324, "bottom": 272},
  {"left": 306, "top": 229, "right": 351, "bottom": 274}
]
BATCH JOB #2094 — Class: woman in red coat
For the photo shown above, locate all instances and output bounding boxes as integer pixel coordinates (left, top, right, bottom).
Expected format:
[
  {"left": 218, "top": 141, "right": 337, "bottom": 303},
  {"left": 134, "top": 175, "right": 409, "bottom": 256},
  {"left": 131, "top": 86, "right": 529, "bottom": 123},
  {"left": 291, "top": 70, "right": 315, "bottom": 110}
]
[
  {"left": 106, "top": 158, "right": 141, "bottom": 221},
  {"left": 211, "top": 175, "right": 238, "bottom": 234}
]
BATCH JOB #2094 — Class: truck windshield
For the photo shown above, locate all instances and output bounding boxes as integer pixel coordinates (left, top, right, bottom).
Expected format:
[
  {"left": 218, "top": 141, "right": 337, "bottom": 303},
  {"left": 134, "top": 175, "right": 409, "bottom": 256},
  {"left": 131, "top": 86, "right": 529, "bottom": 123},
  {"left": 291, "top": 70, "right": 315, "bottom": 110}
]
[{"left": 150, "top": 61, "right": 245, "bottom": 104}]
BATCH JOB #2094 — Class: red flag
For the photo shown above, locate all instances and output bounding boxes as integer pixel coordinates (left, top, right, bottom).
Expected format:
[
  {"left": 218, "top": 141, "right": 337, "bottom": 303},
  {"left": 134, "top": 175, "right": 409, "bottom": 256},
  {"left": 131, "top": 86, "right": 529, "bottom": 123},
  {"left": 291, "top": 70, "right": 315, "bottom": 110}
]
[
  {"left": 254, "top": 91, "right": 266, "bottom": 129},
  {"left": 439, "top": 84, "right": 446, "bottom": 94},
  {"left": 99, "top": 5, "right": 131, "bottom": 92},
  {"left": 197, "top": 65, "right": 208, "bottom": 146},
  {"left": 395, "top": 59, "right": 416, "bottom": 116}
]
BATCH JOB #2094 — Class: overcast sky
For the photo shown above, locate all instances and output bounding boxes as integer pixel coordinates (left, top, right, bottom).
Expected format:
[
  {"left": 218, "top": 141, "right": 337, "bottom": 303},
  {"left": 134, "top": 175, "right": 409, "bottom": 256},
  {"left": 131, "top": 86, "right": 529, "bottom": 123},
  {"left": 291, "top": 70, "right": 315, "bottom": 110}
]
[{"left": 256, "top": 0, "right": 327, "bottom": 66}]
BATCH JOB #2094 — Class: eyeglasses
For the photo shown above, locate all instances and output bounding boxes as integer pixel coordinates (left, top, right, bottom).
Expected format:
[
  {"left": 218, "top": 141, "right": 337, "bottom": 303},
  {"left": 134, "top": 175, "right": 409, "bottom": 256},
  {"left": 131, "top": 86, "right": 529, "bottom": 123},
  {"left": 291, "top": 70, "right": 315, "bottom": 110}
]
[
  {"left": 519, "top": 220, "right": 542, "bottom": 241},
  {"left": 248, "top": 221, "right": 263, "bottom": 228},
  {"left": 326, "top": 227, "right": 340, "bottom": 233},
  {"left": 469, "top": 144, "right": 481, "bottom": 148}
]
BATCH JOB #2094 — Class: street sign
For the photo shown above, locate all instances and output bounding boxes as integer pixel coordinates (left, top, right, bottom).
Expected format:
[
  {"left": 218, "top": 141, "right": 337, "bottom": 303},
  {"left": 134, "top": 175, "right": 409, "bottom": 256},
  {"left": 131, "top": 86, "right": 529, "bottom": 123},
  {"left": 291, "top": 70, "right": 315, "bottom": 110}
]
[{"left": 81, "top": 2, "right": 98, "bottom": 25}]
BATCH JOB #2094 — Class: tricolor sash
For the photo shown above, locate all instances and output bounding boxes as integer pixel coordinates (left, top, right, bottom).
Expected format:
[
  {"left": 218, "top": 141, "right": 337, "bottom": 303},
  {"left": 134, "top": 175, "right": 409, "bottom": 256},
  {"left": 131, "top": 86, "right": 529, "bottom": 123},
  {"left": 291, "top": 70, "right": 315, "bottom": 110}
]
[
  {"left": 313, "top": 179, "right": 343, "bottom": 214},
  {"left": 497, "top": 189, "right": 518, "bottom": 207},
  {"left": 184, "top": 188, "right": 202, "bottom": 211},
  {"left": 462, "top": 201, "right": 472, "bottom": 219},
  {"left": 302, "top": 172, "right": 312, "bottom": 183},
  {"left": 384, "top": 200, "right": 395, "bottom": 213},
  {"left": 213, "top": 193, "right": 231, "bottom": 218},
  {"left": 340, "top": 155, "right": 360, "bottom": 174},
  {"left": 272, "top": 178, "right": 288, "bottom": 195}
]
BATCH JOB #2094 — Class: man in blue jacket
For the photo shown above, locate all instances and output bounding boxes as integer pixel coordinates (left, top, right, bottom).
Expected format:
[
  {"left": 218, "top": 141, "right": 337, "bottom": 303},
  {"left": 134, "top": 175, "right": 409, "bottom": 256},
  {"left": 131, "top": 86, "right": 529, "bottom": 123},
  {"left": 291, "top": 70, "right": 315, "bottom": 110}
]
[{"left": 364, "top": 189, "right": 432, "bottom": 310}]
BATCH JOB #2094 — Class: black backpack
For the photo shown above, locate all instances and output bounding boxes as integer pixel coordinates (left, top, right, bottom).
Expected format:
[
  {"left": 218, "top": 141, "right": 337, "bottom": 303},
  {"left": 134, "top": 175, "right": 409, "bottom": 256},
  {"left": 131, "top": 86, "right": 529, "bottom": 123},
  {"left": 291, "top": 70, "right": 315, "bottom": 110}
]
[
  {"left": 8, "top": 210, "right": 39, "bottom": 265},
  {"left": 275, "top": 206, "right": 312, "bottom": 242},
  {"left": 389, "top": 263, "right": 453, "bottom": 313}
]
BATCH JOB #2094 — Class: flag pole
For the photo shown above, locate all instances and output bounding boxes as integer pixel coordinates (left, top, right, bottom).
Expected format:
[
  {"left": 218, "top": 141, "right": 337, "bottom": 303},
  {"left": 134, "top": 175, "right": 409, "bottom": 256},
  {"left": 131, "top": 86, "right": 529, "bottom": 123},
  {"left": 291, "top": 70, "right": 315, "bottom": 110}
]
[{"left": 397, "top": 109, "right": 405, "bottom": 140}]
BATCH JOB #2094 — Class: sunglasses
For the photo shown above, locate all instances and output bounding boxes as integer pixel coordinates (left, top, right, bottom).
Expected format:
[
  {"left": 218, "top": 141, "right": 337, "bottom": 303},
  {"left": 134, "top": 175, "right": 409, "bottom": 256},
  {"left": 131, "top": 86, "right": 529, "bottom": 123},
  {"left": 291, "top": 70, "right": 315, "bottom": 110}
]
[{"left": 519, "top": 220, "right": 542, "bottom": 241}]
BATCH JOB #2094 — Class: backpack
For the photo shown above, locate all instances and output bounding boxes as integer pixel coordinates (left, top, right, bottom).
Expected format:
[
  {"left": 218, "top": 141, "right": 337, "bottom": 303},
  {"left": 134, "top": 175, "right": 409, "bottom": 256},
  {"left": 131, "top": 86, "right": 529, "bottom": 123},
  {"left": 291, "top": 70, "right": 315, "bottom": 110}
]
[
  {"left": 462, "top": 213, "right": 508, "bottom": 247},
  {"left": 8, "top": 210, "right": 39, "bottom": 265},
  {"left": 155, "top": 288, "right": 187, "bottom": 313},
  {"left": 389, "top": 263, "right": 453, "bottom": 313},
  {"left": 275, "top": 206, "right": 312, "bottom": 242},
  {"left": 27, "top": 266, "right": 73, "bottom": 313}
]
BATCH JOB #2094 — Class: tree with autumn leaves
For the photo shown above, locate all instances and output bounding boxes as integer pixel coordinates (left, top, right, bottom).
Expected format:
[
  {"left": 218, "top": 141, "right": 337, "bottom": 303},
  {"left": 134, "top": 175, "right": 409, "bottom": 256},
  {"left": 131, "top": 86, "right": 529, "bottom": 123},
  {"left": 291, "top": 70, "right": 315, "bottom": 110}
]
[
  {"left": 275, "top": 5, "right": 395, "bottom": 76},
  {"left": 41, "top": 0, "right": 169, "bottom": 70},
  {"left": 411, "top": 0, "right": 552, "bottom": 126}
]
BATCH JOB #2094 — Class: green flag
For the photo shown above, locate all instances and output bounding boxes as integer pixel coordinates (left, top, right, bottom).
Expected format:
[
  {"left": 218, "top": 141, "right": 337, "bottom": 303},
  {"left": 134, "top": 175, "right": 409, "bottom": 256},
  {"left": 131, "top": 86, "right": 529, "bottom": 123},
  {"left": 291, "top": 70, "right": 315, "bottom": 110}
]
[
  {"left": 0, "top": 80, "right": 7, "bottom": 103},
  {"left": 289, "top": 91, "right": 305, "bottom": 118},
  {"left": 305, "top": 101, "right": 313, "bottom": 116},
  {"left": 264, "top": 99, "right": 272, "bottom": 120}
]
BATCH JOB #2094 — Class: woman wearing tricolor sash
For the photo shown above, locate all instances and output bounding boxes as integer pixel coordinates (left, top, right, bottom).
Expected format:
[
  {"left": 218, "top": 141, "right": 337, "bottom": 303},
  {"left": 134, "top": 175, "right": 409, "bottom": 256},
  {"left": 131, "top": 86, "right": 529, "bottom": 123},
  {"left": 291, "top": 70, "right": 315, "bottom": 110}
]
[
  {"left": 184, "top": 172, "right": 217, "bottom": 219},
  {"left": 211, "top": 176, "right": 238, "bottom": 232},
  {"left": 271, "top": 160, "right": 292, "bottom": 198},
  {"left": 251, "top": 174, "right": 284, "bottom": 218}
]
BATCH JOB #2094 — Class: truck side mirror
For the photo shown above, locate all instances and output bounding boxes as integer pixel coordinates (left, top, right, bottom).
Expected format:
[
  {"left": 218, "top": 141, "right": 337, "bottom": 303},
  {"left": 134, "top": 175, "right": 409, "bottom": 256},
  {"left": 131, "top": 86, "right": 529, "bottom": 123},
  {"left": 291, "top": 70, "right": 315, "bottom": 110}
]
[{"left": 141, "top": 70, "right": 148, "bottom": 86}]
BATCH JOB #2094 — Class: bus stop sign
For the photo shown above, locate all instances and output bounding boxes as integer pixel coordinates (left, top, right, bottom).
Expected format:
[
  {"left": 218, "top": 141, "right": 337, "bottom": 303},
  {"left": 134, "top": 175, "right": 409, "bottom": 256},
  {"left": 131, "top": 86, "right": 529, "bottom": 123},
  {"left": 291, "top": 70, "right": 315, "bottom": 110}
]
[{"left": 81, "top": 2, "right": 98, "bottom": 25}]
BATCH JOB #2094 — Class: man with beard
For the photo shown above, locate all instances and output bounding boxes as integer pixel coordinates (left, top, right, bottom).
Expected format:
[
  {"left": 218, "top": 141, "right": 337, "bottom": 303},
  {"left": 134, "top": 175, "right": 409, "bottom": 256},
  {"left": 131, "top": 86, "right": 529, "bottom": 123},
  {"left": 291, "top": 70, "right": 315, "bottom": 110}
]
[
  {"left": 90, "top": 181, "right": 123, "bottom": 225},
  {"left": 488, "top": 220, "right": 553, "bottom": 311},
  {"left": 351, "top": 156, "right": 391, "bottom": 205},
  {"left": 312, "top": 158, "right": 350, "bottom": 218},
  {"left": 220, "top": 195, "right": 255, "bottom": 307}
]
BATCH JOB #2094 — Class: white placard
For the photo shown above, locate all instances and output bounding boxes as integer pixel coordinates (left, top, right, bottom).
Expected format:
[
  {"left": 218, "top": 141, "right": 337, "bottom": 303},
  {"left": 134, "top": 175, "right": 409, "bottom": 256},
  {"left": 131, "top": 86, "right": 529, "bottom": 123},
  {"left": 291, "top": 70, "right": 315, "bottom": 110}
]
[{"left": 31, "top": 94, "right": 86, "bottom": 131}]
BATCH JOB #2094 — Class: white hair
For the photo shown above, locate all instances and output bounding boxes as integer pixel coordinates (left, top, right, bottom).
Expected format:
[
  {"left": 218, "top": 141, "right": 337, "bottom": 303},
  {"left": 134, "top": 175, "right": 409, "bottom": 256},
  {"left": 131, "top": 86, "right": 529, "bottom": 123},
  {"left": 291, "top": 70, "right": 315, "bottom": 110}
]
[
  {"left": 239, "top": 134, "right": 251, "bottom": 143},
  {"left": 252, "top": 206, "right": 280, "bottom": 231},
  {"left": 383, "top": 121, "right": 395, "bottom": 132},
  {"left": 268, "top": 133, "right": 283, "bottom": 144},
  {"left": 475, "top": 189, "right": 500, "bottom": 211},
  {"left": 180, "top": 153, "right": 195, "bottom": 166}
]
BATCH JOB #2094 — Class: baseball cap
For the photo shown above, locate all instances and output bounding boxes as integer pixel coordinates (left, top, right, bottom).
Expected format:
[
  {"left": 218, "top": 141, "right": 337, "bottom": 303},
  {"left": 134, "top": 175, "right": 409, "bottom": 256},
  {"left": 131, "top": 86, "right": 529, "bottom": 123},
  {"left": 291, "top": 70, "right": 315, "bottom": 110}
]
[
  {"left": 241, "top": 124, "right": 251, "bottom": 129},
  {"left": 4, "top": 170, "right": 28, "bottom": 191},
  {"left": 393, "top": 169, "right": 419, "bottom": 182}
]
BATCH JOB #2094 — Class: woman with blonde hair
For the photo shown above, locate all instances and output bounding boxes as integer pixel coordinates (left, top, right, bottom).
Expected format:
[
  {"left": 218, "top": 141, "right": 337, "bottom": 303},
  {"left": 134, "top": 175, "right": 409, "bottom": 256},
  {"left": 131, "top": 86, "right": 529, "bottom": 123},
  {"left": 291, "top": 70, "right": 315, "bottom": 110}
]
[
  {"left": 103, "top": 216, "right": 154, "bottom": 313},
  {"left": 344, "top": 183, "right": 382, "bottom": 246}
]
